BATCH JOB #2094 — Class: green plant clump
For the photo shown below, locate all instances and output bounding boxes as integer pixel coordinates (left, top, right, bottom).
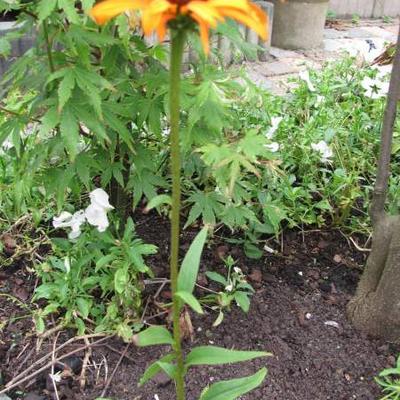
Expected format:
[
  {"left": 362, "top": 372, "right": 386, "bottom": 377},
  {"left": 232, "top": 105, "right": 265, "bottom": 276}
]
[{"left": 376, "top": 356, "right": 400, "bottom": 400}]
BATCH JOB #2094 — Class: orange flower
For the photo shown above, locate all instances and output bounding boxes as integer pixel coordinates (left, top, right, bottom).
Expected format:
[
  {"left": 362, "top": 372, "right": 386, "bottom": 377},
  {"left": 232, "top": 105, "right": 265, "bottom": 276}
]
[{"left": 90, "top": 0, "right": 267, "bottom": 54}]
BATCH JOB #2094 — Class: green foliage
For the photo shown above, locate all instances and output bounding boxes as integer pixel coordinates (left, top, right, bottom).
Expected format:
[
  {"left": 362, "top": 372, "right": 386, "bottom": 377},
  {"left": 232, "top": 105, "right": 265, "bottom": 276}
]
[
  {"left": 134, "top": 234, "right": 269, "bottom": 399},
  {"left": 376, "top": 356, "right": 400, "bottom": 399},
  {"left": 199, "top": 368, "right": 268, "bottom": 400},
  {"left": 204, "top": 256, "right": 254, "bottom": 325},
  {"left": 33, "top": 219, "right": 156, "bottom": 341}
]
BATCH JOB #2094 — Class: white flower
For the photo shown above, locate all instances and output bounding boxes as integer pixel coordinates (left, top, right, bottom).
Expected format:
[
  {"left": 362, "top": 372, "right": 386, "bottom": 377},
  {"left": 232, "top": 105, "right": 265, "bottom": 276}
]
[
  {"left": 233, "top": 267, "right": 242, "bottom": 274},
  {"left": 85, "top": 188, "right": 114, "bottom": 233},
  {"left": 225, "top": 284, "right": 233, "bottom": 292},
  {"left": 361, "top": 76, "right": 389, "bottom": 99},
  {"left": 299, "top": 70, "right": 316, "bottom": 92},
  {"left": 371, "top": 64, "right": 392, "bottom": 79},
  {"left": 266, "top": 116, "right": 283, "bottom": 139},
  {"left": 53, "top": 211, "right": 73, "bottom": 228},
  {"left": 53, "top": 210, "right": 86, "bottom": 239},
  {"left": 89, "top": 188, "right": 114, "bottom": 211},
  {"left": 311, "top": 140, "right": 333, "bottom": 163},
  {"left": 85, "top": 204, "right": 110, "bottom": 232},
  {"left": 52, "top": 189, "right": 113, "bottom": 239},
  {"left": 264, "top": 142, "right": 280, "bottom": 153}
]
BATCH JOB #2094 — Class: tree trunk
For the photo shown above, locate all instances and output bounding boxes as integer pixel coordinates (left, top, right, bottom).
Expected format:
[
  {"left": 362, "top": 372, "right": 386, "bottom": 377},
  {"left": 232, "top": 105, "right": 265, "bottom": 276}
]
[
  {"left": 347, "top": 26, "right": 400, "bottom": 342},
  {"left": 347, "top": 215, "right": 400, "bottom": 342}
]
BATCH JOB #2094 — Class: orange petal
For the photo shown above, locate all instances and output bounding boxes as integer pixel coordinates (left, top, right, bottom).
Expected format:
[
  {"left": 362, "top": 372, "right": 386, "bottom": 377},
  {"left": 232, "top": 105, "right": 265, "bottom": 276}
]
[
  {"left": 185, "top": 2, "right": 222, "bottom": 28},
  {"left": 141, "top": 0, "right": 172, "bottom": 35},
  {"left": 90, "top": 0, "right": 147, "bottom": 25},
  {"left": 191, "top": 14, "right": 211, "bottom": 54},
  {"left": 209, "top": 0, "right": 250, "bottom": 11},
  {"left": 157, "top": 13, "right": 175, "bottom": 41},
  {"left": 220, "top": 5, "right": 267, "bottom": 40}
]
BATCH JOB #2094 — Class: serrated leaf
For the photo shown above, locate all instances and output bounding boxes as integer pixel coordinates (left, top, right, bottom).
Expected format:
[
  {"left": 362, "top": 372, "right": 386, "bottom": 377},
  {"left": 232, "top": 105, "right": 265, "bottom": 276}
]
[
  {"left": 38, "top": 0, "right": 58, "bottom": 22},
  {"left": 39, "top": 106, "right": 60, "bottom": 136},
  {"left": 60, "top": 107, "right": 79, "bottom": 161},
  {"left": 177, "top": 227, "right": 208, "bottom": 294},
  {"left": 75, "top": 154, "right": 91, "bottom": 188},
  {"left": 145, "top": 194, "right": 172, "bottom": 212},
  {"left": 58, "top": 69, "right": 75, "bottom": 112},
  {"left": 199, "top": 368, "right": 267, "bottom": 400},
  {"left": 175, "top": 291, "right": 204, "bottom": 314},
  {"left": 81, "top": 0, "right": 95, "bottom": 12},
  {"left": 58, "top": 0, "right": 80, "bottom": 24},
  {"left": 186, "top": 346, "right": 270, "bottom": 367},
  {"left": 133, "top": 326, "right": 174, "bottom": 347}
]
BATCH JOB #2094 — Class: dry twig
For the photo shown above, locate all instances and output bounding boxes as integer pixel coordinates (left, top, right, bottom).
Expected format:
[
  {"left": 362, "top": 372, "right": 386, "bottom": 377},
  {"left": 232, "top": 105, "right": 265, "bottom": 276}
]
[
  {"left": 79, "top": 336, "right": 92, "bottom": 389},
  {"left": 0, "top": 336, "right": 111, "bottom": 395},
  {"left": 100, "top": 343, "right": 131, "bottom": 398}
]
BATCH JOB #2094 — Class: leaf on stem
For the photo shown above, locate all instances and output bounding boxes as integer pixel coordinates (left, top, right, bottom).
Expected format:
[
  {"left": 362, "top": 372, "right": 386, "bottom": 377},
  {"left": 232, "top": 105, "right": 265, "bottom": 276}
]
[
  {"left": 199, "top": 368, "right": 268, "bottom": 400},
  {"left": 133, "top": 326, "right": 174, "bottom": 347},
  {"left": 178, "top": 227, "right": 208, "bottom": 294},
  {"left": 186, "top": 346, "right": 271, "bottom": 367},
  {"left": 175, "top": 291, "right": 204, "bottom": 314},
  {"left": 139, "top": 353, "right": 175, "bottom": 386}
]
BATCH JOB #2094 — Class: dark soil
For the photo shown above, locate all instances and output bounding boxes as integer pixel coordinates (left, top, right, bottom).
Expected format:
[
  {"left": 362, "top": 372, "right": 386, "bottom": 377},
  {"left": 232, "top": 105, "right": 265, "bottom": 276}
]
[{"left": 0, "top": 216, "right": 398, "bottom": 400}]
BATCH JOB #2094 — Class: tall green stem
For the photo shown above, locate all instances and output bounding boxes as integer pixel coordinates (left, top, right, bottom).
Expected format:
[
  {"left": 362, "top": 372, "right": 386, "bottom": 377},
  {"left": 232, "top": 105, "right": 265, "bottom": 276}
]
[
  {"left": 43, "top": 20, "right": 55, "bottom": 73},
  {"left": 169, "top": 29, "right": 186, "bottom": 400}
]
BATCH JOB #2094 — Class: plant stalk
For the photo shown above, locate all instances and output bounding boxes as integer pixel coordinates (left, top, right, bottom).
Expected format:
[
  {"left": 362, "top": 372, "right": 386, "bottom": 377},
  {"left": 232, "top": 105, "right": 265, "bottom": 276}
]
[
  {"left": 43, "top": 20, "right": 55, "bottom": 73},
  {"left": 169, "top": 29, "right": 186, "bottom": 400},
  {"left": 370, "top": 26, "right": 400, "bottom": 224}
]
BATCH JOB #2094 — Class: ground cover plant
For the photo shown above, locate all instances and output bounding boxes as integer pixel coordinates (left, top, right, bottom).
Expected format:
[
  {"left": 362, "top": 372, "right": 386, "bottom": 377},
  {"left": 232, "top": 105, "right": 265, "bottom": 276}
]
[{"left": 376, "top": 356, "right": 400, "bottom": 400}]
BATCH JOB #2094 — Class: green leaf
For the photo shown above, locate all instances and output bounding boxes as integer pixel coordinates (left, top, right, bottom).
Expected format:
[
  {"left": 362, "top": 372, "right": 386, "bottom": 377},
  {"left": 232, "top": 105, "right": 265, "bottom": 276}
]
[
  {"left": 133, "top": 326, "right": 174, "bottom": 347},
  {"left": 175, "top": 291, "right": 204, "bottom": 314},
  {"left": 199, "top": 368, "right": 268, "bottom": 400},
  {"left": 114, "top": 267, "right": 129, "bottom": 294},
  {"left": 234, "top": 291, "right": 250, "bottom": 313},
  {"left": 75, "top": 154, "right": 91, "bottom": 188},
  {"left": 34, "top": 314, "right": 45, "bottom": 333},
  {"left": 177, "top": 227, "right": 208, "bottom": 294},
  {"left": 139, "top": 354, "right": 175, "bottom": 386},
  {"left": 379, "top": 368, "right": 400, "bottom": 377},
  {"left": 158, "top": 361, "right": 177, "bottom": 380},
  {"left": 38, "top": 0, "right": 58, "bottom": 22},
  {"left": 205, "top": 271, "right": 227, "bottom": 286},
  {"left": 95, "top": 254, "right": 115, "bottom": 270},
  {"left": 186, "top": 346, "right": 270, "bottom": 367},
  {"left": 58, "top": 0, "right": 80, "bottom": 24},
  {"left": 58, "top": 69, "right": 75, "bottom": 112},
  {"left": 60, "top": 107, "right": 79, "bottom": 161},
  {"left": 76, "top": 298, "right": 91, "bottom": 319},
  {"left": 39, "top": 106, "right": 60, "bottom": 136},
  {"left": 145, "top": 194, "right": 172, "bottom": 212},
  {"left": 81, "top": 0, "right": 95, "bottom": 12}
]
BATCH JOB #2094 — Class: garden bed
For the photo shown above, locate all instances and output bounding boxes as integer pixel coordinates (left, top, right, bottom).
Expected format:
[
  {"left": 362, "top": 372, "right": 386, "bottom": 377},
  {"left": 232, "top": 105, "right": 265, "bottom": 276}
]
[{"left": 0, "top": 215, "right": 397, "bottom": 400}]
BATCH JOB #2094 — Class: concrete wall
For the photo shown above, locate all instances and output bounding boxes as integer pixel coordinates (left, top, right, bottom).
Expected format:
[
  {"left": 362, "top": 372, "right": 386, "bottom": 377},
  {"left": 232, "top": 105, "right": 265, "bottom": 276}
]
[{"left": 329, "top": 0, "right": 400, "bottom": 18}]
